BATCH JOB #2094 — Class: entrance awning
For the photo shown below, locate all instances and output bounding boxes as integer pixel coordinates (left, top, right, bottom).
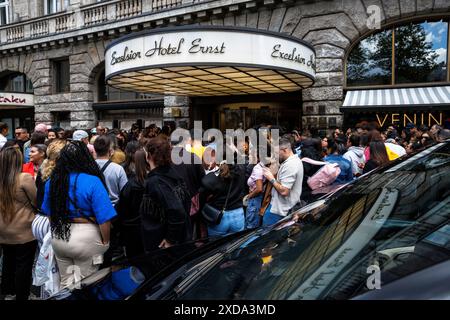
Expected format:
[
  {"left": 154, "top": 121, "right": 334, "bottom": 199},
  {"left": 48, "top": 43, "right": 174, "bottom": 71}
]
[
  {"left": 105, "top": 26, "right": 316, "bottom": 97},
  {"left": 92, "top": 99, "right": 163, "bottom": 111},
  {"left": 341, "top": 86, "right": 450, "bottom": 111}
]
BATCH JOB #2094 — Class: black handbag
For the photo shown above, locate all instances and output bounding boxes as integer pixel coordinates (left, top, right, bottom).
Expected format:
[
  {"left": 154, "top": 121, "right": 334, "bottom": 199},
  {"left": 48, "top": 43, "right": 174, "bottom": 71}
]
[{"left": 201, "top": 179, "right": 233, "bottom": 225}]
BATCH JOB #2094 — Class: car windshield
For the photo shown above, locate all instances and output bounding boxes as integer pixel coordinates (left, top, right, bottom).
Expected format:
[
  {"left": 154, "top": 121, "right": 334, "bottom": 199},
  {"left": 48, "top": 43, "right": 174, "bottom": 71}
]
[{"left": 160, "top": 142, "right": 450, "bottom": 300}]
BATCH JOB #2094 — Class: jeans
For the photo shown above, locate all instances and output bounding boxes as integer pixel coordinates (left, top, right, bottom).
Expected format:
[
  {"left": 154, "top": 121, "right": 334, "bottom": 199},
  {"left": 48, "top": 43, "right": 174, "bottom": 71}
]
[
  {"left": 246, "top": 194, "right": 263, "bottom": 229},
  {"left": 262, "top": 205, "right": 284, "bottom": 226},
  {"left": 208, "top": 207, "right": 245, "bottom": 237},
  {"left": 1, "top": 240, "right": 37, "bottom": 300}
]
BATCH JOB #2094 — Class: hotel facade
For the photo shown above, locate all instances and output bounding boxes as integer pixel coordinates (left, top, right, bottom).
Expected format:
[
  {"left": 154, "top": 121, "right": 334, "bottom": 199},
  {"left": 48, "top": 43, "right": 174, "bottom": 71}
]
[{"left": 0, "top": 0, "right": 449, "bottom": 137}]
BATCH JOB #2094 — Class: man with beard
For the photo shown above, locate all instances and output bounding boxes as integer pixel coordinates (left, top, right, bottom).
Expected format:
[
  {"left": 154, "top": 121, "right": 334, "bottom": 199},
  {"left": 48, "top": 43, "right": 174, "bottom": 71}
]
[{"left": 262, "top": 137, "right": 304, "bottom": 226}]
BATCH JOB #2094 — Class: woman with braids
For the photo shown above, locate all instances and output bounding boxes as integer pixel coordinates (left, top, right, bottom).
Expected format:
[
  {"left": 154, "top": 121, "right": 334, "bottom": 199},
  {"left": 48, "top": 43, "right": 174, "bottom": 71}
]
[
  {"left": 199, "top": 146, "right": 247, "bottom": 237},
  {"left": 140, "top": 137, "right": 191, "bottom": 252},
  {"left": 40, "top": 141, "right": 117, "bottom": 288},
  {"left": 0, "top": 147, "right": 37, "bottom": 300}
]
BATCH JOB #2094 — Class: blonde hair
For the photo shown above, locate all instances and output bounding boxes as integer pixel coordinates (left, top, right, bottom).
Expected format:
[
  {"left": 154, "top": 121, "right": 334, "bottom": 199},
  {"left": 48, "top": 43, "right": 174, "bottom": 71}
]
[{"left": 41, "top": 139, "right": 67, "bottom": 181}]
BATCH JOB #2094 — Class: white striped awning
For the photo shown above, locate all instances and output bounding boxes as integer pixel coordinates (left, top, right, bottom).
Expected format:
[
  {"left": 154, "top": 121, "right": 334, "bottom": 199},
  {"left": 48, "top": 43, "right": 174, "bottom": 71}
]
[{"left": 342, "top": 86, "right": 450, "bottom": 110}]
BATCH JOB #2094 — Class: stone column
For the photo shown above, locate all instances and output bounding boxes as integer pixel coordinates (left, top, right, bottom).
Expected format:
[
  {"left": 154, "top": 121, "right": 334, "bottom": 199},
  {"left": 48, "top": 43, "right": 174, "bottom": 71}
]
[
  {"left": 163, "top": 96, "right": 190, "bottom": 129},
  {"left": 70, "top": 110, "right": 96, "bottom": 129},
  {"left": 301, "top": 43, "right": 346, "bottom": 131}
]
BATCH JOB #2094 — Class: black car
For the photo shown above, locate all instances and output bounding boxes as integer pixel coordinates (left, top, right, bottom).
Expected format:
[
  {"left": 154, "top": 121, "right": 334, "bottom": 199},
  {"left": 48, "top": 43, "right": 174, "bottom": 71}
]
[{"left": 52, "top": 141, "right": 450, "bottom": 300}]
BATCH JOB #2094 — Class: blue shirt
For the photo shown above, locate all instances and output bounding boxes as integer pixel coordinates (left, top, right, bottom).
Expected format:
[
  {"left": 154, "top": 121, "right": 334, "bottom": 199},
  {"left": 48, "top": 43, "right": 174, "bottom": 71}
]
[
  {"left": 324, "top": 154, "right": 354, "bottom": 184},
  {"left": 41, "top": 173, "right": 117, "bottom": 225}
]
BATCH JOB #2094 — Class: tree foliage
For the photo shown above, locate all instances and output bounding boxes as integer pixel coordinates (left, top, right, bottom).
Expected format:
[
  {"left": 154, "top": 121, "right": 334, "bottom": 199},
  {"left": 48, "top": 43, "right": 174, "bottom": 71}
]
[{"left": 347, "top": 21, "right": 443, "bottom": 85}]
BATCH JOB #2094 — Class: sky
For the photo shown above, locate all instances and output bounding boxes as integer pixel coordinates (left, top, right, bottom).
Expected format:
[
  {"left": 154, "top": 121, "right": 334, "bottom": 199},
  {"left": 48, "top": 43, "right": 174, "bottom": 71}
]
[{"left": 423, "top": 20, "right": 448, "bottom": 64}]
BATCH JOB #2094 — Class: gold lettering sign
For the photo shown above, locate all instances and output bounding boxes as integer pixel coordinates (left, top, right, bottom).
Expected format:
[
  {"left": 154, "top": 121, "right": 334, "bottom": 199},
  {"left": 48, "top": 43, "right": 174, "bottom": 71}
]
[
  {"left": 391, "top": 113, "right": 400, "bottom": 125},
  {"left": 375, "top": 112, "right": 443, "bottom": 127}
]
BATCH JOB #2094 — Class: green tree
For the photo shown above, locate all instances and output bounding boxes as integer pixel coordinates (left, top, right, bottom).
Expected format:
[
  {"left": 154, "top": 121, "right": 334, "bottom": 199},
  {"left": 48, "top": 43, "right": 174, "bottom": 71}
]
[
  {"left": 395, "top": 23, "right": 439, "bottom": 83},
  {"left": 347, "top": 43, "right": 369, "bottom": 84}
]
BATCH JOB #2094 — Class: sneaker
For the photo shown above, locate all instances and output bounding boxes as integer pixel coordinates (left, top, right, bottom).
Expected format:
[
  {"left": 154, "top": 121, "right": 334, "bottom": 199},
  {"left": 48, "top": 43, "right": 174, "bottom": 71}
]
[
  {"left": 4, "top": 295, "right": 16, "bottom": 300},
  {"left": 28, "top": 293, "right": 41, "bottom": 300}
]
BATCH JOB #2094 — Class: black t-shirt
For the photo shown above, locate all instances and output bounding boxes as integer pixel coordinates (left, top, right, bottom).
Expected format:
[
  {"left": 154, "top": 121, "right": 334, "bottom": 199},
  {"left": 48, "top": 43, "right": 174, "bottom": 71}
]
[
  {"left": 171, "top": 146, "right": 205, "bottom": 198},
  {"left": 200, "top": 165, "right": 246, "bottom": 211}
]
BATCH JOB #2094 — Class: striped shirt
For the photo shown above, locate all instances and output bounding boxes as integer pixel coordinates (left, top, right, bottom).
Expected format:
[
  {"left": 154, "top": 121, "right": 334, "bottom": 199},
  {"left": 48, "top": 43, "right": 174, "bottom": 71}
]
[{"left": 31, "top": 214, "right": 50, "bottom": 247}]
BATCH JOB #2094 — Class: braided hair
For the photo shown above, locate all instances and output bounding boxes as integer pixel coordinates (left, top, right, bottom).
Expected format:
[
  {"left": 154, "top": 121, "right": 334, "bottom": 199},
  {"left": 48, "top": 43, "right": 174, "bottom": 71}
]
[{"left": 49, "top": 140, "right": 107, "bottom": 241}]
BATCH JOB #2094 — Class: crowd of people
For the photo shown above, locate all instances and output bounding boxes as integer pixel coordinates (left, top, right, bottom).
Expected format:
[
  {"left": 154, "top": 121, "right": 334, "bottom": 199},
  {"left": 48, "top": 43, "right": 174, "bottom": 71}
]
[{"left": 0, "top": 119, "right": 449, "bottom": 300}]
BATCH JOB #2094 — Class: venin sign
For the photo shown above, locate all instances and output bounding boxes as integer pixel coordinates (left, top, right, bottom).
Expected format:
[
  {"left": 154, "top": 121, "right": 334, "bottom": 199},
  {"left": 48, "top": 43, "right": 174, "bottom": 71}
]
[{"left": 375, "top": 112, "right": 444, "bottom": 127}]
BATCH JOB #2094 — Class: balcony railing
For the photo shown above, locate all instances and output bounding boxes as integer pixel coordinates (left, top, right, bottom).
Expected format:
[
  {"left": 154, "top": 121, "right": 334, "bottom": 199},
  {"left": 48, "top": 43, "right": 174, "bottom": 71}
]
[
  {"left": 84, "top": 4, "right": 108, "bottom": 26},
  {"left": 6, "top": 25, "right": 24, "bottom": 42},
  {"left": 117, "top": 0, "right": 143, "bottom": 20},
  {"left": 30, "top": 20, "right": 49, "bottom": 38},
  {"left": 152, "top": 0, "right": 183, "bottom": 12},
  {"left": 56, "top": 14, "right": 74, "bottom": 33},
  {"left": 0, "top": 0, "right": 218, "bottom": 46}
]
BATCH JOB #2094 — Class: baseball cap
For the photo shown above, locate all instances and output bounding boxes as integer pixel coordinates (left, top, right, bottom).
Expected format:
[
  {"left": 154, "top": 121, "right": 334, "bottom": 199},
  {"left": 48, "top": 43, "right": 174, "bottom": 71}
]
[{"left": 73, "top": 130, "right": 89, "bottom": 141}]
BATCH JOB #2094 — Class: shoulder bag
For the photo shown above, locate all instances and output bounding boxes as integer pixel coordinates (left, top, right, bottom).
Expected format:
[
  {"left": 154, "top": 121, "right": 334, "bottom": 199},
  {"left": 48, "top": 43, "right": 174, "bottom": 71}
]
[{"left": 201, "top": 179, "right": 233, "bottom": 225}]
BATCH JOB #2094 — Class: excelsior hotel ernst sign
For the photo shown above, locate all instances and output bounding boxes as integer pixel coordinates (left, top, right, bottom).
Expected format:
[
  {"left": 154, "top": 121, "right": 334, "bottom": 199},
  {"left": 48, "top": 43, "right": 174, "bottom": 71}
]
[{"left": 105, "top": 27, "right": 316, "bottom": 83}]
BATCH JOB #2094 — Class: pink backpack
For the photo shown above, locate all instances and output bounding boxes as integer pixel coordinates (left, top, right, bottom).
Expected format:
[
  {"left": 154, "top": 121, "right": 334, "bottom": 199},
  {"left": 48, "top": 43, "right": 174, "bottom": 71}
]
[{"left": 301, "top": 157, "right": 341, "bottom": 190}]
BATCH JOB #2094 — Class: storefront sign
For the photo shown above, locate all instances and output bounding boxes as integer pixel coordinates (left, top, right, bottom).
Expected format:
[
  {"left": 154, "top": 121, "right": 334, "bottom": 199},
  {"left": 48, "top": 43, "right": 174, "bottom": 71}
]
[
  {"left": 375, "top": 112, "right": 444, "bottom": 127},
  {"left": 105, "top": 27, "right": 316, "bottom": 96},
  {"left": 0, "top": 92, "right": 34, "bottom": 107}
]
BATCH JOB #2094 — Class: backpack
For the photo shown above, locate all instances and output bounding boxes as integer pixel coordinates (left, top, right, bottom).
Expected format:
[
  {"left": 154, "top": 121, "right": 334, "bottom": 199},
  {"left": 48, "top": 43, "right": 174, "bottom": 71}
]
[{"left": 301, "top": 157, "right": 341, "bottom": 190}]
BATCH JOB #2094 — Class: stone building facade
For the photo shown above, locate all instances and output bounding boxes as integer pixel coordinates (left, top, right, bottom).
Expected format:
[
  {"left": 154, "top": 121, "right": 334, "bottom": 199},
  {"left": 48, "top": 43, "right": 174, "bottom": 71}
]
[{"left": 0, "top": 0, "right": 449, "bottom": 130}]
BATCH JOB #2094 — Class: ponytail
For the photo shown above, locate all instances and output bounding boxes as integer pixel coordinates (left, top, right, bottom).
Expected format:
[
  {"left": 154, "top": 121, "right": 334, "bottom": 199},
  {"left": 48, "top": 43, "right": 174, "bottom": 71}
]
[{"left": 219, "top": 160, "right": 231, "bottom": 179}]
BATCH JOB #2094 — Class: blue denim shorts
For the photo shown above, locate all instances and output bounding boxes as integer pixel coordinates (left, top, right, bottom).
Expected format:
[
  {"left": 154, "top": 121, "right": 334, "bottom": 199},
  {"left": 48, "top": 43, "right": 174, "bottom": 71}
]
[{"left": 245, "top": 194, "right": 263, "bottom": 229}]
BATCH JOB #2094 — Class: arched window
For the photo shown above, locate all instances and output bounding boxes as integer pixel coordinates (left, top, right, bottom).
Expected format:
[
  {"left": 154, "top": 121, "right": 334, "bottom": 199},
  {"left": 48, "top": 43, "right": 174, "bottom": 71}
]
[{"left": 346, "top": 18, "right": 449, "bottom": 87}]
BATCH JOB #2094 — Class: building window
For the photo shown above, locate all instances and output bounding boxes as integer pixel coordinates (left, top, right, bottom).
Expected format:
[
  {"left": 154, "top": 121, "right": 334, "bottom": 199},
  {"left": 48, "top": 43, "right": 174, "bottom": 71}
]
[
  {"left": 52, "top": 111, "right": 70, "bottom": 128},
  {"left": 45, "top": 0, "right": 67, "bottom": 15},
  {"left": 0, "top": 72, "right": 33, "bottom": 93},
  {"left": 53, "top": 59, "right": 70, "bottom": 93},
  {"left": 347, "top": 29, "right": 392, "bottom": 86},
  {"left": 395, "top": 20, "right": 448, "bottom": 84},
  {"left": 0, "top": 0, "right": 9, "bottom": 26},
  {"left": 346, "top": 18, "right": 449, "bottom": 87}
]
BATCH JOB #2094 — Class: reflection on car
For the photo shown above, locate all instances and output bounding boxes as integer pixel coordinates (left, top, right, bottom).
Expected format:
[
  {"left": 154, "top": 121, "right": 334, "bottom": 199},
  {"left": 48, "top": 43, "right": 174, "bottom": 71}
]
[{"left": 52, "top": 141, "right": 450, "bottom": 300}]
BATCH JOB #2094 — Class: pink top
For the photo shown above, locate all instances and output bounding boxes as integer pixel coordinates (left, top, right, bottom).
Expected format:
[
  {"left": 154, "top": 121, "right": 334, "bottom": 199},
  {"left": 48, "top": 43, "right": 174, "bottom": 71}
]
[
  {"left": 364, "top": 147, "right": 370, "bottom": 161},
  {"left": 247, "top": 162, "right": 266, "bottom": 192}
]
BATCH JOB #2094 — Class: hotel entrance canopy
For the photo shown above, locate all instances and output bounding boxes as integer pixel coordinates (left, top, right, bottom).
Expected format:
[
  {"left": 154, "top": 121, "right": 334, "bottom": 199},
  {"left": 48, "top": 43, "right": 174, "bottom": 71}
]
[{"left": 105, "top": 26, "right": 316, "bottom": 96}]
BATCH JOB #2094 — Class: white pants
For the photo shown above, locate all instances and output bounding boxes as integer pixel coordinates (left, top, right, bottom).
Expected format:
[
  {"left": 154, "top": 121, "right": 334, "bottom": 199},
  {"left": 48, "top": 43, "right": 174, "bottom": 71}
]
[{"left": 51, "top": 223, "right": 109, "bottom": 288}]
